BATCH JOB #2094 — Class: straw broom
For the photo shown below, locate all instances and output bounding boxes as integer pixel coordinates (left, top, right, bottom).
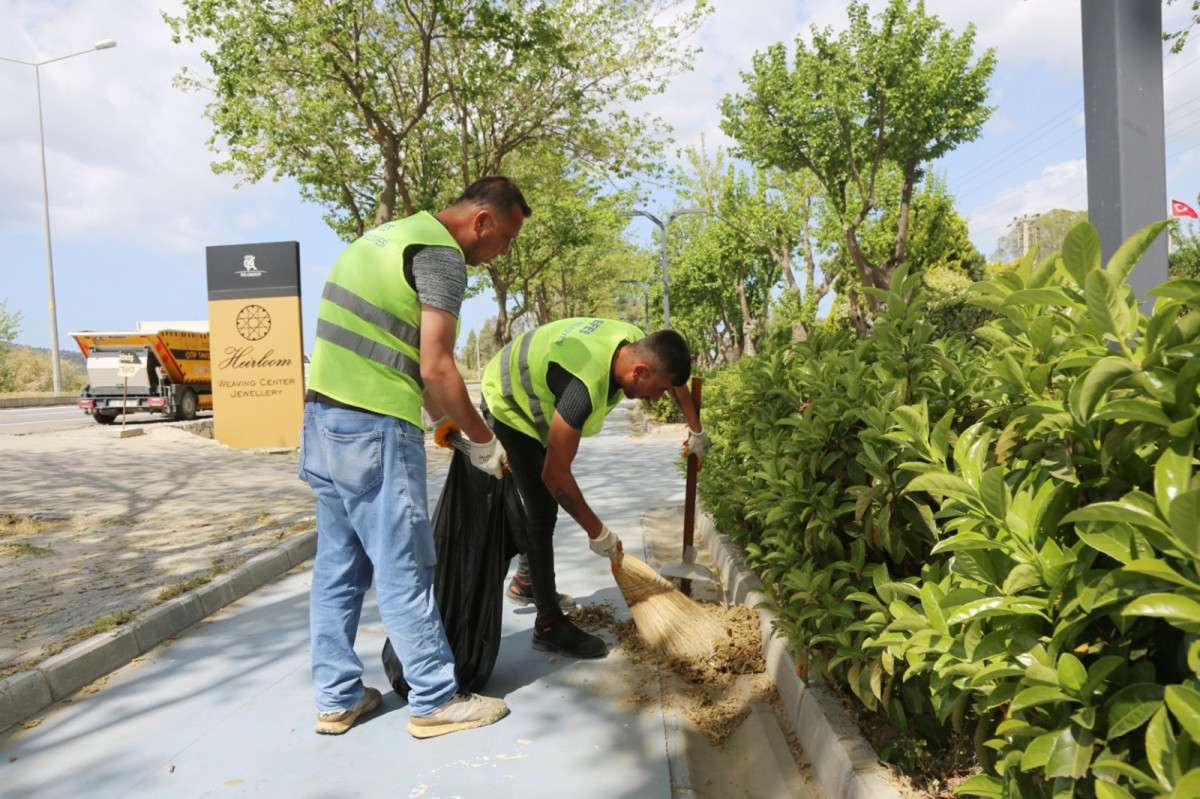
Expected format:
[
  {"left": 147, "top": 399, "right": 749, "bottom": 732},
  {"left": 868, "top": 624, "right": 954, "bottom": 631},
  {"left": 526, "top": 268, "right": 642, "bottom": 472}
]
[{"left": 611, "top": 546, "right": 725, "bottom": 660}]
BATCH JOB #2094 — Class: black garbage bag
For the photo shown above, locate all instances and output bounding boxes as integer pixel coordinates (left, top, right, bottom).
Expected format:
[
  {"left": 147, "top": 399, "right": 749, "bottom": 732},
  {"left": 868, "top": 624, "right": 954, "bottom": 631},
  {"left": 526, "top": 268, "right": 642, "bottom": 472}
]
[{"left": 382, "top": 449, "right": 521, "bottom": 696}]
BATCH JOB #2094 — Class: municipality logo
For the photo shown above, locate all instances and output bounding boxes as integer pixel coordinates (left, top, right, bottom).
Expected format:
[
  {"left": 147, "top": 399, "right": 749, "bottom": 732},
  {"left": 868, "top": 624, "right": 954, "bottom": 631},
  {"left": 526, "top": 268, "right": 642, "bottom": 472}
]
[{"left": 236, "top": 254, "right": 265, "bottom": 278}]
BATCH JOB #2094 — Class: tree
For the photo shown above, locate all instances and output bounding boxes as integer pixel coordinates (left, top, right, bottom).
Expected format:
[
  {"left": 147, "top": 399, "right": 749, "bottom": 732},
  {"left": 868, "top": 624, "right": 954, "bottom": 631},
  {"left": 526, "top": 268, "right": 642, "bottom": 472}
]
[
  {"left": 720, "top": 0, "right": 995, "bottom": 333},
  {"left": 679, "top": 144, "right": 832, "bottom": 340},
  {"left": 166, "top": 0, "right": 708, "bottom": 241},
  {"left": 992, "top": 208, "right": 1088, "bottom": 261},
  {"left": 1169, "top": 219, "right": 1200, "bottom": 279},
  {"left": 0, "top": 299, "right": 22, "bottom": 393}
]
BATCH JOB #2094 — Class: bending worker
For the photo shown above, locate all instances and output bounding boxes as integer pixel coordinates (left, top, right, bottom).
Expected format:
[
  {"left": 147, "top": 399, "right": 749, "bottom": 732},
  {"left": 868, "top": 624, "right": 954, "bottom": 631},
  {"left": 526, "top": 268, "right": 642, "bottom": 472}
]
[
  {"left": 479, "top": 317, "right": 709, "bottom": 658},
  {"left": 300, "top": 177, "right": 527, "bottom": 739}
]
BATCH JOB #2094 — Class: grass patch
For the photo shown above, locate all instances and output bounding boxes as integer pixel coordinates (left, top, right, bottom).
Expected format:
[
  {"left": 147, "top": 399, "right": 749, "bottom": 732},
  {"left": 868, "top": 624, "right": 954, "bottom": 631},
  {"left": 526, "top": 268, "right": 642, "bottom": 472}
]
[
  {"left": 156, "top": 570, "right": 217, "bottom": 603},
  {"left": 0, "top": 542, "right": 56, "bottom": 557}
]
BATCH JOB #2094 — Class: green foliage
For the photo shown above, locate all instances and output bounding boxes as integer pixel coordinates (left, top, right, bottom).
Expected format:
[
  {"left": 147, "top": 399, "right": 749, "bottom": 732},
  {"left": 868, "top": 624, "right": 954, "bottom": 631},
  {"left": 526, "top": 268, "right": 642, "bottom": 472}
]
[
  {"left": 165, "top": 0, "right": 708, "bottom": 240},
  {"left": 0, "top": 301, "right": 23, "bottom": 392},
  {"left": 700, "top": 220, "right": 1200, "bottom": 796},
  {"left": 720, "top": 0, "right": 994, "bottom": 327},
  {"left": 1169, "top": 221, "right": 1200, "bottom": 281}
]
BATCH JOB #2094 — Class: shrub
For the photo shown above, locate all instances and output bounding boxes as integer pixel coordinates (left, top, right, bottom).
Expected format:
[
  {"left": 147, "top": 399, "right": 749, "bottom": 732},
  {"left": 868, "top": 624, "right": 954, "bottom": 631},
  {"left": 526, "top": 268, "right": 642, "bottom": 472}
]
[{"left": 699, "top": 220, "right": 1200, "bottom": 797}]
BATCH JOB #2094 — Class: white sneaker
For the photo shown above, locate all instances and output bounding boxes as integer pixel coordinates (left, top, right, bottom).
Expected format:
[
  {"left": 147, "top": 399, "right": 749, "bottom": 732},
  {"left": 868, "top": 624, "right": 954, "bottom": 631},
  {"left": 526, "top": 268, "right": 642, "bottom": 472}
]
[{"left": 406, "top": 692, "right": 510, "bottom": 739}]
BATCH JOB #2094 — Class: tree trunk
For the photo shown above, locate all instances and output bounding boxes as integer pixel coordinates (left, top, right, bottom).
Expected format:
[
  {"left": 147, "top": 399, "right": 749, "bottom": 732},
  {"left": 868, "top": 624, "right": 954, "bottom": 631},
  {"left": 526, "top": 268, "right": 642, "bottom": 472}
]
[
  {"left": 887, "top": 164, "right": 918, "bottom": 276},
  {"left": 847, "top": 288, "right": 868, "bottom": 338},
  {"left": 735, "top": 275, "right": 758, "bottom": 358}
]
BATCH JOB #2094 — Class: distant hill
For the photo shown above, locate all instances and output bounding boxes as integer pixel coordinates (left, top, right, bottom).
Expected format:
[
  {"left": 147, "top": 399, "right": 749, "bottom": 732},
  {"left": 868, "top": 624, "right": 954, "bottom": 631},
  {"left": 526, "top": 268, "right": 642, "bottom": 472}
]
[{"left": 14, "top": 345, "right": 84, "bottom": 368}]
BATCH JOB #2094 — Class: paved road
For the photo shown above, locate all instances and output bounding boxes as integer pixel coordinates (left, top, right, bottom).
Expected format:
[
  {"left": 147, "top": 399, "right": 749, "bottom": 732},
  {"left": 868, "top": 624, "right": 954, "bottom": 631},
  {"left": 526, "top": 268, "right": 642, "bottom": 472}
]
[
  {"left": 0, "top": 405, "right": 695, "bottom": 798},
  {"left": 0, "top": 405, "right": 212, "bottom": 436}
]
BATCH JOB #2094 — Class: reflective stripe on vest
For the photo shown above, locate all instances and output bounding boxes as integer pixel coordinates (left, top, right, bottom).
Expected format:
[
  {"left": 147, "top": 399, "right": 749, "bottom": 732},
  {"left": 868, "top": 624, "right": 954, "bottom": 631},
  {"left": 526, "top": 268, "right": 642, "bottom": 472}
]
[
  {"left": 315, "top": 318, "right": 423, "bottom": 386},
  {"left": 320, "top": 281, "right": 420, "bottom": 349},
  {"left": 497, "top": 335, "right": 546, "bottom": 429}
]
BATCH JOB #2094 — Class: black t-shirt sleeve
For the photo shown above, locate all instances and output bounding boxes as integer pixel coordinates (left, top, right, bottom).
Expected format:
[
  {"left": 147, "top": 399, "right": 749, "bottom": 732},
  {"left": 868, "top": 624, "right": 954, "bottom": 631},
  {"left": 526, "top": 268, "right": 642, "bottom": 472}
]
[{"left": 546, "top": 362, "right": 592, "bottom": 430}]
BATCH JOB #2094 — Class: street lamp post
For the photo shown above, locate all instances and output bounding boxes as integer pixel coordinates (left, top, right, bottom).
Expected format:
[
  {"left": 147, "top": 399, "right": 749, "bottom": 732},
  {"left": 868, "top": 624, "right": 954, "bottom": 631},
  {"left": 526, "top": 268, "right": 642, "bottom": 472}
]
[
  {"left": 619, "top": 207, "right": 704, "bottom": 329},
  {"left": 1, "top": 39, "right": 117, "bottom": 392}
]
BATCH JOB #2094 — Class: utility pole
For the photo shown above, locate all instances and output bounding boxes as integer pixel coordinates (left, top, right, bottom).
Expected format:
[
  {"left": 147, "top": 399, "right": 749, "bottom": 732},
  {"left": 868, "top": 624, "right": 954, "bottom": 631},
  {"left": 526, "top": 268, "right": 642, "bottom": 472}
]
[
  {"left": 620, "top": 208, "right": 706, "bottom": 328},
  {"left": 1, "top": 40, "right": 118, "bottom": 392},
  {"left": 1081, "top": 1, "right": 1168, "bottom": 312}
]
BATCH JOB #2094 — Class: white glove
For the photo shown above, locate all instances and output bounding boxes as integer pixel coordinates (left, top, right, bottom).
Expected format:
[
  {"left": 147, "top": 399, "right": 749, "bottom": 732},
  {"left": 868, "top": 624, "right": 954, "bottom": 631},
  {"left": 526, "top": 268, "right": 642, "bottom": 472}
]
[
  {"left": 589, "top": 525, "right": 621, "bottom": 561},
  {"left": 466, "top": 434, "right": 508, "bottom": 479},
  {"left": 685, "top": 429, "right": 709, "bottom": 461}
]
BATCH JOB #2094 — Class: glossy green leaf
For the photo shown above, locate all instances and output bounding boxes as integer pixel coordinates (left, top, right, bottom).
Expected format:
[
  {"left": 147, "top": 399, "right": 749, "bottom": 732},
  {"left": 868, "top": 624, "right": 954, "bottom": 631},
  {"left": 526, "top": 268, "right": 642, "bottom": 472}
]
[
  {"left": 1011, "top": 686, "right": 1075, "bottom": 712},
  {"left": 1062, "top": 222, "right": 1102, "bottom": 286},
  {"left": 1170, "top": 490, "right": 1200, "bottom": 556},
  {"left": 1122, "top": 559, "right": 1200, "bottom": 591},
  {"left": 1122, "top": 593, "right": 1200, "bottom": 630},
  {"left": 1106, "top": 683, "right": 1164, "bottom": 738},
  {"left": 1093, "top": 782, "right": 1135, "bottom": 799},
  {"left": 1071, "top": 356, "right": 1136, "bottom": 422},
  {"left": 1044, "top": 725, "right": 1094, "bottom": 779},
  {"left": 1087, "top": 270, "right": 1132, "bottom": 341},
  {"left": 953, "top": 773, "right": 1003, "bottom": 797},
  {"left": 1165, "top": 685, "right": 1200, "bottom": 741},
  {"left": 1021, "top": 729, "right": 1056, "bottom": 771},
  {"left": 1106, "top": 218, "right": 1169, "bottom": 283},
  {"left": 1003, "top": 288, "right": 1074, "bottom": 308},
  {"left": 902, "top": 472, "right": 975, "bottom": 504},
  {"left": 1057, "top": 653, "right": 1087, "bottom": 693},
  {"left": 1094, "top": 399, "right": 1174, "bottom": 427},
  {"left": 1156, "top": 439, "right": 1195, "bottom": 519},
  {"left": 1145, "top": 706, "right": 1177, "bottom": 790},
  {"left": 1062, "top": 500, "right": 1172, "bottom": 536},
  {"left": 1149, "top": 277, "right": 1200, "bottom": 300}
]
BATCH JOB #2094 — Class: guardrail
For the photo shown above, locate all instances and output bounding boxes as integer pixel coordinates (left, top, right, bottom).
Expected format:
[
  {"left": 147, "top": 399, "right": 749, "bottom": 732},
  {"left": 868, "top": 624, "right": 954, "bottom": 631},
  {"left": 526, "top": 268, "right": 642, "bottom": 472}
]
[{"left": 0, "top": 393, "right": 78, "bottom": 409}]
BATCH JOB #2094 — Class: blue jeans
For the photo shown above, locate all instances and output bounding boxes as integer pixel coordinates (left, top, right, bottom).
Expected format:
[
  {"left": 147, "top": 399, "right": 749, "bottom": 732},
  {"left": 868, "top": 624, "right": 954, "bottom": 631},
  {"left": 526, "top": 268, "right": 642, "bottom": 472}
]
[{"left": 299, "top": 401, "right": 457, "bottom": 716}]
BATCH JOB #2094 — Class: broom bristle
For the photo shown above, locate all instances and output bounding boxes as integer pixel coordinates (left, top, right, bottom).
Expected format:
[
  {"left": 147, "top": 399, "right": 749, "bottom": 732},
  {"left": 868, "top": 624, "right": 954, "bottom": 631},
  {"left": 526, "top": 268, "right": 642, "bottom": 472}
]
[{"left": 612, "top": 554, "right": 725, "bottom": 660}]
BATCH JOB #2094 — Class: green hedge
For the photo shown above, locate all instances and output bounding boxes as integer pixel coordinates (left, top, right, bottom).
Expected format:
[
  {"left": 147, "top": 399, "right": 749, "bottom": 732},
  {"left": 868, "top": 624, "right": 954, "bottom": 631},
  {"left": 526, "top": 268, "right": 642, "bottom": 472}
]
[{"left": 698, "top": 221, "right": 1200, "bottom": 798}]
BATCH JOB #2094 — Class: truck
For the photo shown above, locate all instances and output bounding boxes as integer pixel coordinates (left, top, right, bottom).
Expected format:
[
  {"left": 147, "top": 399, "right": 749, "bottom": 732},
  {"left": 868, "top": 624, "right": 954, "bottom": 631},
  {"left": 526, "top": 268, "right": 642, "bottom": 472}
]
[{"left": 70, "top": 322, "right": 213, "bottom": 424}]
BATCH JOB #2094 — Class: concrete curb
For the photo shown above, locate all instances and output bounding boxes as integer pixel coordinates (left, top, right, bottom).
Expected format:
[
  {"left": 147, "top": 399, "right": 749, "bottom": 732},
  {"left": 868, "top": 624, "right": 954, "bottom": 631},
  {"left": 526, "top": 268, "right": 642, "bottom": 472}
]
[
  {"left": 0, "top": 528, "right": 316, "bottom": 736},
  {"left": 700, "top": 511, "right": 904, "bottom": 799}
]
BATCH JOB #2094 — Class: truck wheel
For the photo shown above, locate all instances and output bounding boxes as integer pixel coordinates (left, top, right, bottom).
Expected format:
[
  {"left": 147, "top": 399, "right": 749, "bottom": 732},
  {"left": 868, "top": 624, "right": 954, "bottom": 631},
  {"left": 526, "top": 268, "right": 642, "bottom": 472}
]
[
  {"left": 175, "top": 388, "right": 198, "bottom": 421},
  {"left": 92, "top": 410, "right": 118, "bottom": 425}
]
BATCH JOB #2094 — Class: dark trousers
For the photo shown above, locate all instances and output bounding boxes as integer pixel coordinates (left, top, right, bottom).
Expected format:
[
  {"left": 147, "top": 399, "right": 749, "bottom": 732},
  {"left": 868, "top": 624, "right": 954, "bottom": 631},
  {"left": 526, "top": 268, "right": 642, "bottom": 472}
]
[{"left": 487, "top": 414, "right": 562, "bottom": 623}]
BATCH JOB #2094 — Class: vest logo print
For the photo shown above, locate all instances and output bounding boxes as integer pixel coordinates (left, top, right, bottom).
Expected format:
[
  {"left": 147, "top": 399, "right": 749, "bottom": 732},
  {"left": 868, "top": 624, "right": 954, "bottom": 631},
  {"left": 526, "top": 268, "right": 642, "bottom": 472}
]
[
  {"left": 235, "top": 304, "right": 272, "bottom": 341},
  {"left": 237, "top": 254, "right": 266, "bottom": 278}
]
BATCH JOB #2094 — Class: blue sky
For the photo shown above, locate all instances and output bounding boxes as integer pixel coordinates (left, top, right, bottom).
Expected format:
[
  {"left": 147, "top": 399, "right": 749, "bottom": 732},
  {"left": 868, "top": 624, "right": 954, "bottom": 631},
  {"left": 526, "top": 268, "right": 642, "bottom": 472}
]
[{"left": 3, "top": 0, "right": 1199, "bottom": 353}]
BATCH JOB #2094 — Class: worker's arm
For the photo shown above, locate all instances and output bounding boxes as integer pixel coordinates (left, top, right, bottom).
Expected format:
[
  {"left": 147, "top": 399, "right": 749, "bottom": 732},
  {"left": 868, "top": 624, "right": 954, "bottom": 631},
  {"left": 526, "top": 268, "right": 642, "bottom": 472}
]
[
  {"left": 542, "top": 412, "right": 605, "bottom": 538},
  {"left": 419, "top": 306, "right": 490, "bottom": 443},
  {"left": 670, "top": 383, "right": 702, "bottom": 432},
  {"left": 670, "top": 382, "right": 709, "bottom": 467}
]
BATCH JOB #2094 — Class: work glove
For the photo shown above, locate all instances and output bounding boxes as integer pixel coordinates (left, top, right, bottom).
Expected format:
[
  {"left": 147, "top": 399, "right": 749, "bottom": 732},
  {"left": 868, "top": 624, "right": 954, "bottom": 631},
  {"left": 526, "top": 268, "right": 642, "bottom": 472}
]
[
  {"left": 433, "top": 417, "right": 462, "bottom": 450},
  {"left": 683, "top": 429, "right": 709, "bottom": 462},
  {"left": 589, "top": 525, "right": 622, "bottom": 564},
  {"left": 466, "top": 433, "right": 508, "bottom": 479}
]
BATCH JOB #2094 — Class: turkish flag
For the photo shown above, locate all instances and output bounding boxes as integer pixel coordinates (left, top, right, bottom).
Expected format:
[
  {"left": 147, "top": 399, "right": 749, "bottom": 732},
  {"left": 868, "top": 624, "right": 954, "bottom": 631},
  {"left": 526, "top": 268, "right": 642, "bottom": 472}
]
[{"left": 1171, "top": 199, "right": 1198, "bottom": 218}]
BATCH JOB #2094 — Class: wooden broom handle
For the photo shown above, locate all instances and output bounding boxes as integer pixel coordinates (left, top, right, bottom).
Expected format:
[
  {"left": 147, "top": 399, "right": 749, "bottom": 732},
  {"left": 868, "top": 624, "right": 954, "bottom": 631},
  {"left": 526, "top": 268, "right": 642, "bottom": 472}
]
[{"left": 681, "top": 376, "right": 702, "bottom": 596}]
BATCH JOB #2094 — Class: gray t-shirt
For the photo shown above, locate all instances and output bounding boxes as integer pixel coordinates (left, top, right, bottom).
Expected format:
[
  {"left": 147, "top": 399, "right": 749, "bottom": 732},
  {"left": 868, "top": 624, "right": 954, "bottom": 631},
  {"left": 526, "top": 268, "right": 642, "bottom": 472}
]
[{"left": 410, "top": 245, "right": 466, "bottom": 317}]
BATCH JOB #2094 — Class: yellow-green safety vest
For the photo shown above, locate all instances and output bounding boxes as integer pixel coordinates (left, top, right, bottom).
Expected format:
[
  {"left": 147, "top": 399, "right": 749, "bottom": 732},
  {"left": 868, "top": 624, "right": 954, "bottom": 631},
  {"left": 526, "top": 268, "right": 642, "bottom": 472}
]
[
  {"left": 482, "top": 317, "right": 645, "bottom": 446},
  {"left": 307, "top": 212, "right": 463, "bottom": 426}
]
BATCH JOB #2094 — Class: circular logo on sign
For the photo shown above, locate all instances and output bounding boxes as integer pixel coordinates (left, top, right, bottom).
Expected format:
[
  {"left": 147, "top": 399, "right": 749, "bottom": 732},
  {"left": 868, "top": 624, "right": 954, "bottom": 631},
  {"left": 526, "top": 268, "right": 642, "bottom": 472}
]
[{"left": 235, "top": 304, "right": 271, "bottom": 341}]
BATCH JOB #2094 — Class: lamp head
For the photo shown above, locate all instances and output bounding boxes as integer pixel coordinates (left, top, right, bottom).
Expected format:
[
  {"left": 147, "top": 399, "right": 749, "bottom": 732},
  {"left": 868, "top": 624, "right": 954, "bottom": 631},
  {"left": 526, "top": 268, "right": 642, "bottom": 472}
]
[{"left": 94, "top": 40, "right": 117, "bottom": 50}]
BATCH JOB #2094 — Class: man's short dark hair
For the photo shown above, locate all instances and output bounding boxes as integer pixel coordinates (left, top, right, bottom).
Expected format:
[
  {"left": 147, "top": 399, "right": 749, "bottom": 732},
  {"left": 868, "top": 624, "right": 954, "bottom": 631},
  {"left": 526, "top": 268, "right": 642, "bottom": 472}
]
[
  {"left": 454, "top": 176, "right": 532, "bottom": 218},
  {"left": 637, "top": 329, "right": 692, "bottom": 386}
]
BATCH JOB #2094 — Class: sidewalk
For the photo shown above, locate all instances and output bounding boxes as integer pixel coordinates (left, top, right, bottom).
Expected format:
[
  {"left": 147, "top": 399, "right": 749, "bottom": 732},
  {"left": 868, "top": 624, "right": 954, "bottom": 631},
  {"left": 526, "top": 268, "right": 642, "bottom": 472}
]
[{"left": 0, "top": 404, "right": 707, "bottom": 798}]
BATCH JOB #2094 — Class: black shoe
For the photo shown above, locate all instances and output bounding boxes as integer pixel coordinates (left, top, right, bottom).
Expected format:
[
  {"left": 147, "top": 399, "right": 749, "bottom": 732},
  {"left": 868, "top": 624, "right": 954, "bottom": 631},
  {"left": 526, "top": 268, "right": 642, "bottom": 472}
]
[
  {"left": 532, "top": 615, "right": 608, "bottom": 659},
  {"left": 506, "top": 574, "right": 576, "bottom": 611}
]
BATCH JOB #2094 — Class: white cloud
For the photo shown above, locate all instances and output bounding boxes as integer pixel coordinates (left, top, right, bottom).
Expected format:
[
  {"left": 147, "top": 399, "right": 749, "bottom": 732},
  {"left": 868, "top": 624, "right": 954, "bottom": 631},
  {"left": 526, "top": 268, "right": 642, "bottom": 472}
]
[
  {"left": 966, "top": 158, "right": 1087, "bottom": 255},
  {"left": 0, "top": 0, "right": 289, "bottom": 256}
]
